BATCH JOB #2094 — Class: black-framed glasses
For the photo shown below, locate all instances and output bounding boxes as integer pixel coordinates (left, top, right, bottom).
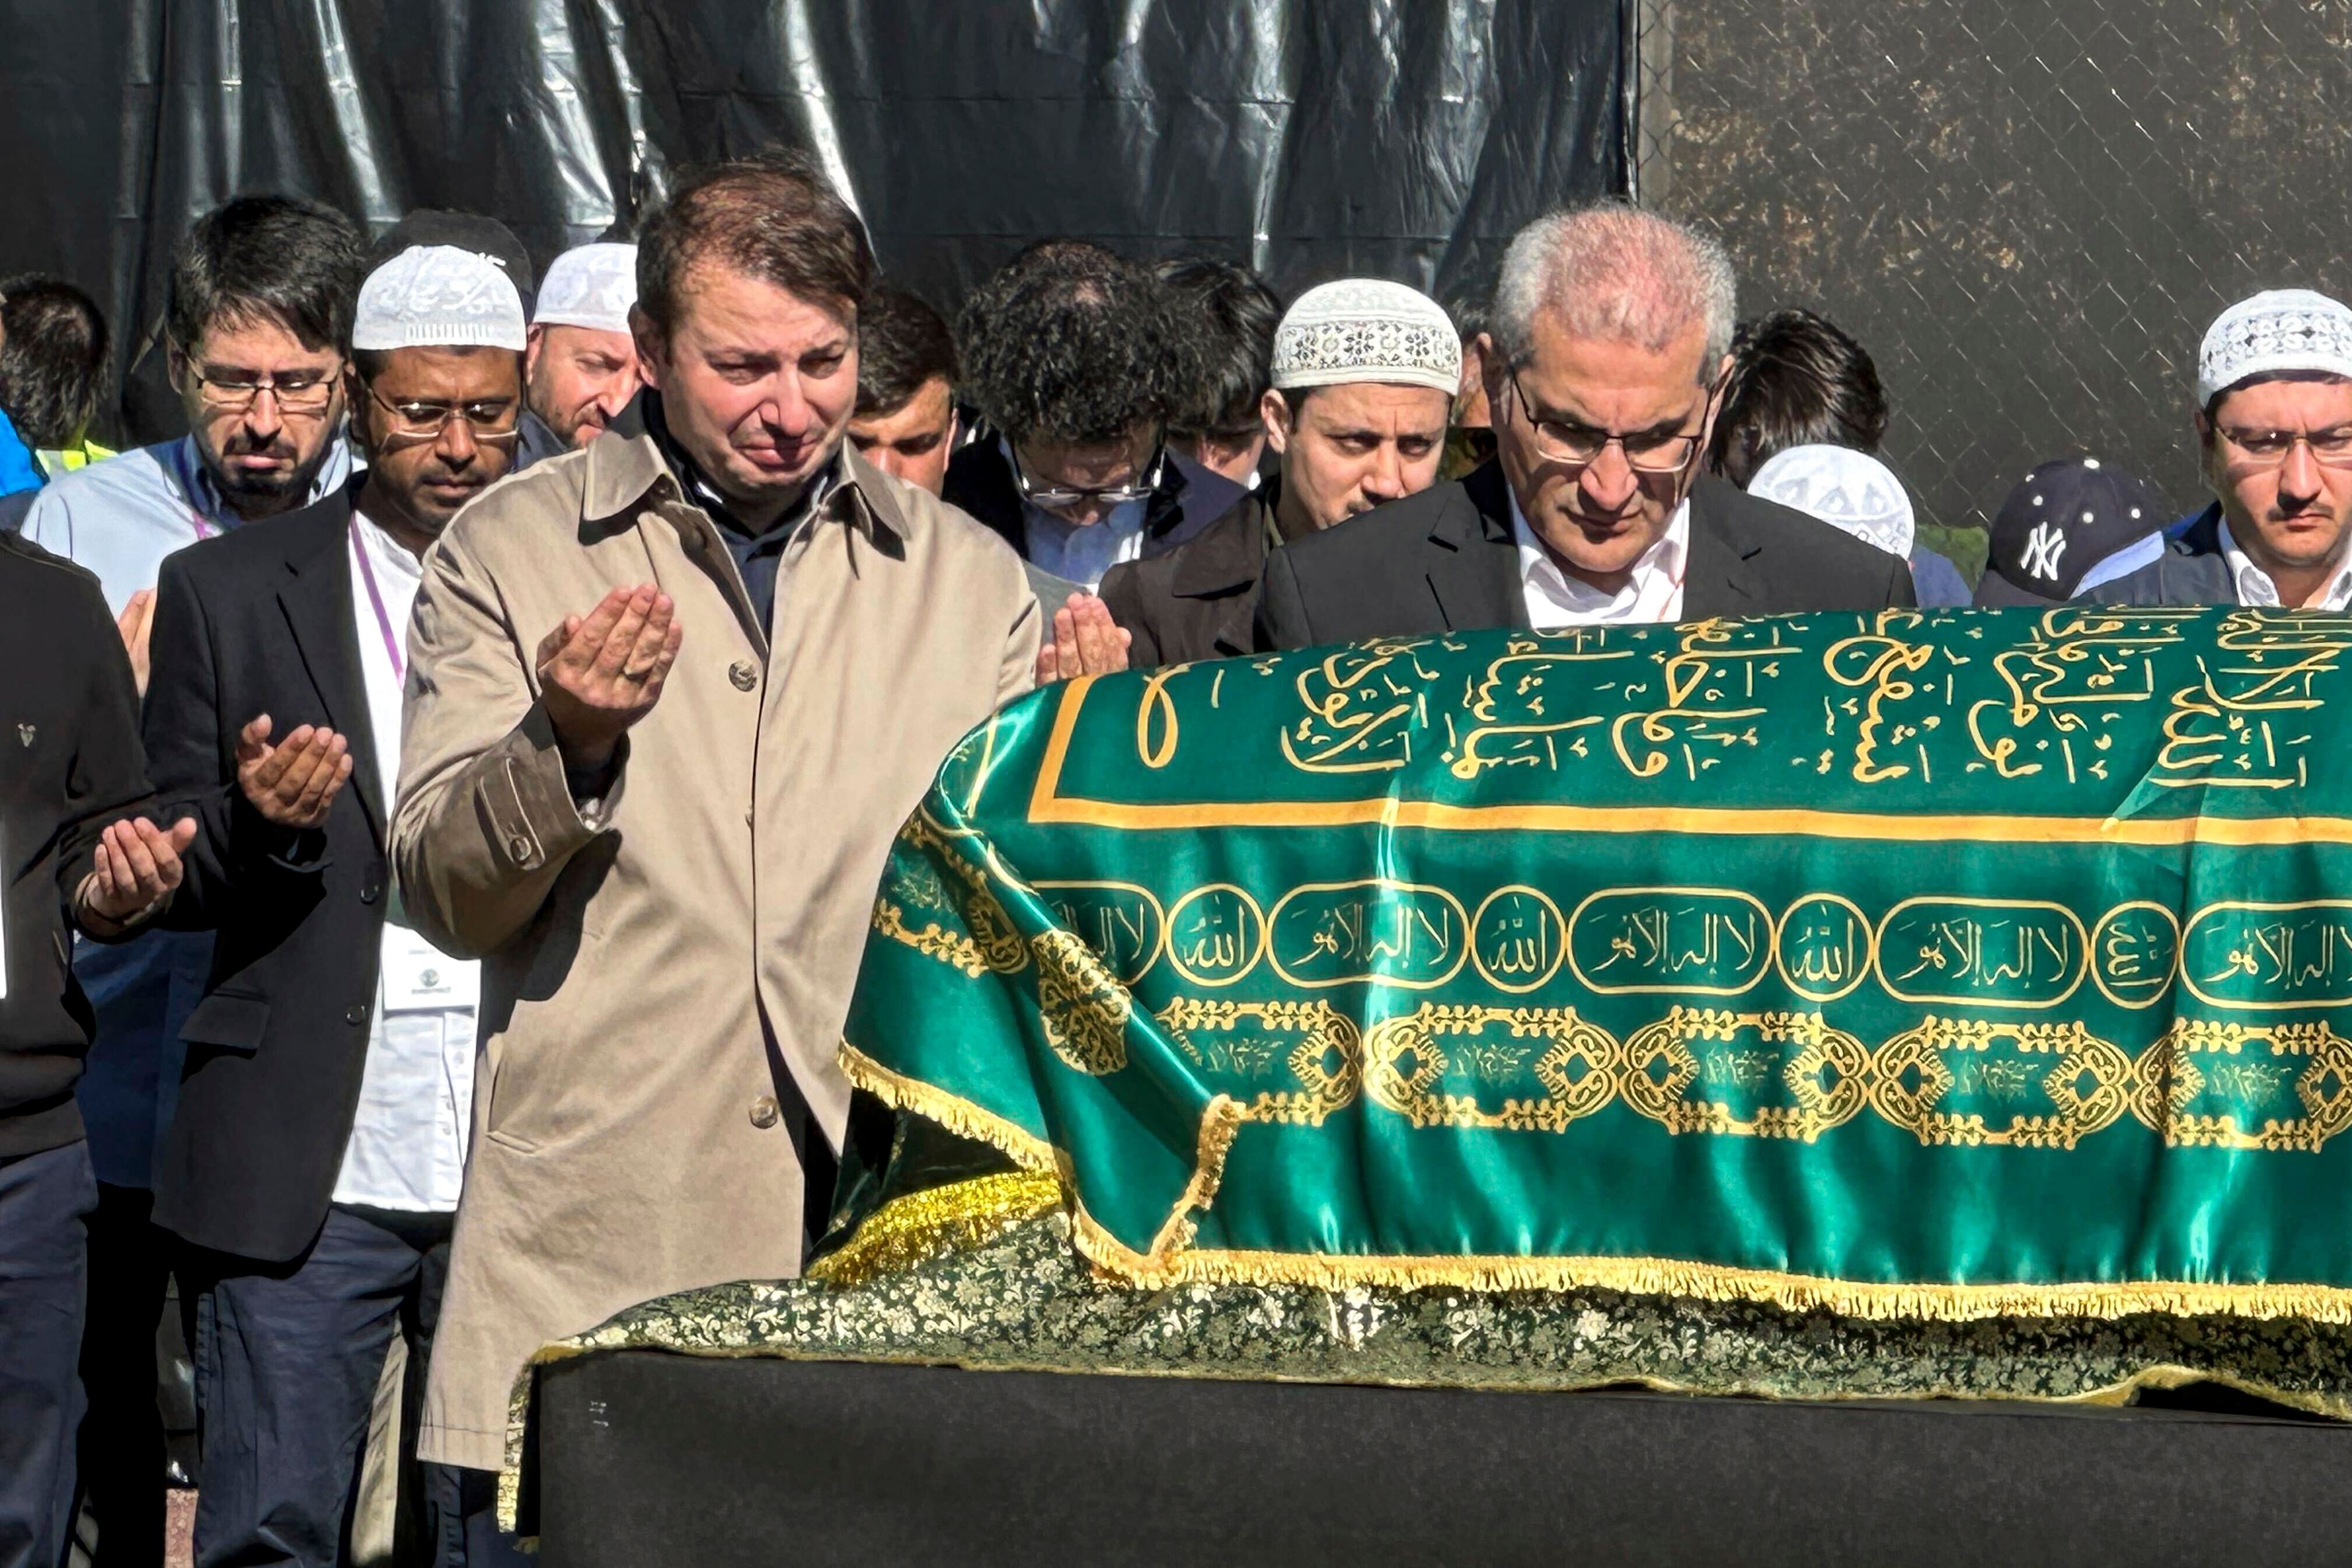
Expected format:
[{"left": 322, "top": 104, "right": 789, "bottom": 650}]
[
  {"left": 365, "top": 385, "right": 522, "bottom": 445},
  {"left": 2215, "top": 423, "right": 2352, "bottom": 470},
  {"left": 1012, "top": 442, "right": 1164, "bottom": 510},
  {"left": 1507, "top": 368, "right": 1710, "bottom": 475},
  {"left": 187, "top": 364, "right": 343, "bottom": 416}
]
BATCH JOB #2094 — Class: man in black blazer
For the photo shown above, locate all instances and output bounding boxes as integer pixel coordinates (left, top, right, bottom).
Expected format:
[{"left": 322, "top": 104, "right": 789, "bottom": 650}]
[
  {"left": 143, "top": 241, "right": 530, "bottom": 1566},
  {"left": 1257, "top": 206, "right": 1912, "bottom": 650},
  {"left": 0, "top": 532, "right": 194, "bottom": 1568}
]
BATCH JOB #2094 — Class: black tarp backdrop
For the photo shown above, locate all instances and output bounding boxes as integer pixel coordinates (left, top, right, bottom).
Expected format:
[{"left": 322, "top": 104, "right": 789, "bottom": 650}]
[{"left": 0, "top": 1, "right": 1629, "bottom": 449}]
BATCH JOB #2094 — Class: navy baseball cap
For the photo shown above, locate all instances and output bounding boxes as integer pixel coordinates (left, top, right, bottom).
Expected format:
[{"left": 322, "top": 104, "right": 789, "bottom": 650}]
[{"left": 1973, "top": 457, "right": 2168, "bottom": 606}]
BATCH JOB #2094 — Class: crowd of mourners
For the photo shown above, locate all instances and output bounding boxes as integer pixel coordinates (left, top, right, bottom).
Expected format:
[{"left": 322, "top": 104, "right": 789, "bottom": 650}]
[{"left": 6, "top": 145, "right": 2352, "bottom": 1568}]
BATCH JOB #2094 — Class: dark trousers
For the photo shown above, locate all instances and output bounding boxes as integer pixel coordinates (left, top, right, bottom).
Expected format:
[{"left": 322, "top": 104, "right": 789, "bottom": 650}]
[
  {"left": 0, "top": 1140, "right": 97, "bottom": 1568},
  {"left": 437, "top": 1470, "right": 527, "bottom": 1568},
  {"left": 74, "top": 1182, "right": 168, "bottom": 1566},
  {"left": 186, "top": 1203, "right": 459, "bottom": 1568}
]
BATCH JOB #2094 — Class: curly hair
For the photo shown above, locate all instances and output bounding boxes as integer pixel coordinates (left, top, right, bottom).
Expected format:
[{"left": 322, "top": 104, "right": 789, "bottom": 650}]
[
  {"left": 956, "top": 240, "right": 1190, "bottom": 447},
  {"left": 1706, "top": 308, "right": 1888, "bottom": 488}
]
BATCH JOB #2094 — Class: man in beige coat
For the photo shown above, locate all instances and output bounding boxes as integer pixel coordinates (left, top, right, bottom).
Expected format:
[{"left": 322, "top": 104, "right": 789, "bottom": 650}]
[{"left": 388, "top": 150, "right": 1039, "bottom": 1524}]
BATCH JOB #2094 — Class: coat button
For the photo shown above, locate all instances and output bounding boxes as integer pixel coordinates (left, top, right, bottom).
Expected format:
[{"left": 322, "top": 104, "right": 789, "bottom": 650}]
[
  {"left": 507, "top": 834, "right": 535, "bottom": 865},
  {"left": 345, "top": 1003, "right": 369, "bottom": 1027},
  {"left": 729, "top": 660, "right": 759, "bottom": 692},
  {"left": 360, "top": 881, "right": 381, "bottom": 905},
  {"left": 748, "top": 1096, "right": 780, "bottom": 1129}
]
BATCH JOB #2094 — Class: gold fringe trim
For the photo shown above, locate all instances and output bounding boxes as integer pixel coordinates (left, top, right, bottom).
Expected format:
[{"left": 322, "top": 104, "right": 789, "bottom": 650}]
[
  {"left": 837, "top": 1041, "right": 1060, "bottom": 1175},
  {"left": 844, "top": 1044, "right": 2352, "bottom": 1325},
  {"left": 809, "top": 1172, "right": 1065, "bottom": 1289},
  {"left": 1142, "top": 1095, "right": 1245, "bottom": 1257},
  {"left": 1058, "top": 1236, "right": 2352, "bottom": 1325}
]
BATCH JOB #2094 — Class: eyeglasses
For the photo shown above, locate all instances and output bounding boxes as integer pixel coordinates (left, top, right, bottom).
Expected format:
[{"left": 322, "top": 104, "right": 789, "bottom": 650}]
[
  {"left": 365, "top": 386, "right": 521, "bottom": 445},
  {"left": 2215, "top": 423, "right": 2352, "bottom": 470},
  {"left": 187, "top": 366, "right": 342, "bottom": 416},
  {"left": 1507, "top": 369, "right": 1709, "bottom": 475},
  {"left": 1012, "top": 443, "right": 1163, "bottom": 510}
]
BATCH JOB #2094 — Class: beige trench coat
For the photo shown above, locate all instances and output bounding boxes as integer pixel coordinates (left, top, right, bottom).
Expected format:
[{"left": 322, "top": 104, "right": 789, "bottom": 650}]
[{"left": 390, "top": 434, "right": 1038, "bottom": 1470}]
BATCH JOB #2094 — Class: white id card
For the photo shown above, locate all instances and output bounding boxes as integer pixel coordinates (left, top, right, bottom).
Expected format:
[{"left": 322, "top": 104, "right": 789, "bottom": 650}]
[{"left": 381, "top": 923, "right": 479, "bottom": 1012}]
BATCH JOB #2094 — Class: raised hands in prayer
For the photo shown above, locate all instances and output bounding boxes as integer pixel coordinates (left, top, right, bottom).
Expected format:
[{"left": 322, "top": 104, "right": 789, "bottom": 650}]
[
  {"left": 534, "top": 582, "right": 684, "bottom": 773},
  {"left": 77, "top": 814, "right": 198, "bottom": 932},
  {"left": 116, "top": 589, "right": 156, "bottom": 698},
  {"left": 236, "top": 715, "right": 355, "bottom": 829},
  {"left": 1034, "top": 592, "right": 1131, "bottom": 685}
]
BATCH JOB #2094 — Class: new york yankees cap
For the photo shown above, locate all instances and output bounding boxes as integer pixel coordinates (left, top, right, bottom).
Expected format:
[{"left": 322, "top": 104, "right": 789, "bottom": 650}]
[{"left": 1974, "top": 457, "right": 2169, "bottom": 606}]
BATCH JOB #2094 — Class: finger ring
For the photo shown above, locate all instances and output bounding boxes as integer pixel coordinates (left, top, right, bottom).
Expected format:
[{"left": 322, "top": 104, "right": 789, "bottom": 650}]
[{"left": 620, "top": 664, "right": 656, "bottom": 683}]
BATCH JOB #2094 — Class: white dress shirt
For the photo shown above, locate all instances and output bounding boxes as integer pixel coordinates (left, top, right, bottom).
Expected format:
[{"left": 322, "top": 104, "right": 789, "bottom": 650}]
[
  {"left": 1008, "top": 440, "right": 1149, "bottom": 590},
  {"left": 332, "top": 511, "right": 480, "bottom": 1213},
  {"left": 1510, "top": 489, "right": 1691, "bottom": 628},
  {"left": 2218, "top": 518, "right": 2352, "bottom": 610}
]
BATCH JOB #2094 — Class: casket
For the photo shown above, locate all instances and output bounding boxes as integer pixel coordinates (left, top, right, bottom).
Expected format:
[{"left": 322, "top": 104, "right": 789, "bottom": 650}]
[{"left": 515, "top": 608, "right": 2352, "bottom": 1561}]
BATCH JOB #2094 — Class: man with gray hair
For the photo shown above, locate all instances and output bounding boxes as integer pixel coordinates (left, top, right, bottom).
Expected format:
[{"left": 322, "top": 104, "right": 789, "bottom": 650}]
[{"left": 1255, "top": 205, "right": 1912, "bottom": 648}]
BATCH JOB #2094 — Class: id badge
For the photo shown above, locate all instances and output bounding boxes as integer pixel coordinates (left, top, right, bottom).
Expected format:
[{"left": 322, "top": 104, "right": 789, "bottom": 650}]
[{"left": 382, "top": 922, "right": 479, "bottom": 1012}]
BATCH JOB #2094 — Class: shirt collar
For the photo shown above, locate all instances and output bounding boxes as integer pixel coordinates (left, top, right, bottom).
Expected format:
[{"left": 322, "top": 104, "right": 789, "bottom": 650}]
[
  {"left": 170, "top": 433, "right": 355, "bottom": 526},
  {"left": 592, "top": 390, "right": 887, "bottom": 545},
  {"left": 2218, "top": 516, "right": 2352, "bottom": 609},
  {"left": 1508, "top": 486, "right": 1690, "bottom": 614}
]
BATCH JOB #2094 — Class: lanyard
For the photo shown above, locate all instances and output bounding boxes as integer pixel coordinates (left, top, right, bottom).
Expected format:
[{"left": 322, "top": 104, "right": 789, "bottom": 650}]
[{"left": 348, "top": 518, "right": 406, "bottom": 682}]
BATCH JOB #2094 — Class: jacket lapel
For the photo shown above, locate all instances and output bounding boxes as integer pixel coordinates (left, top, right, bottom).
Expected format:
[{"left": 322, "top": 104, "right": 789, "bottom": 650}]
[
  {"left": 1681, "top": 477, "right": 1767, "bottom": 620},
  {"left": 276, "top": 495, "right": 385, "bottom": 842},
  {"left": 1425, "top": 462, "right": 1531, "bottom": 633}
]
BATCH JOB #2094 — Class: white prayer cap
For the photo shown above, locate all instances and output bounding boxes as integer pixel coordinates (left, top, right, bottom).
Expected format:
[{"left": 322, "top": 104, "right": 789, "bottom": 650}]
[
  {"left": 1270, "top": 279, "right": 1462, "bottom": 396},
  {"left": 534, "top": 243, "right": 639, "bottom": 334},
  {"left": 2196, "top": 288, "right": 2352, "bottom": 405},
  {"left": 1747, "top": 444, "right": 1915, "bottom": 562},
  {"left": 352, "top": 245, "right": 526, "bottom": 353}
]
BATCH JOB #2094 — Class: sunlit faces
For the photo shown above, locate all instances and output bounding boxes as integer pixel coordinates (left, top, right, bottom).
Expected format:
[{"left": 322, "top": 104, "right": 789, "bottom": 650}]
[
  {"left": 634, "top": 265, "right": 858, "bottom": 528},
  {"left": 846, "top": 375, "right": 957, "bottom": 496},
  {"left": 526, "top": 323, "right": 641, "bottom": 448},
  {"left": 1484, "top": 314, "right": 1724, "bottom": 590},
  {"left": 1011, "top": 423, "right": 1158, "bottom": 528},
  {"left": 172, "top": 312, "right": 349, "bottom": 518},
  {"left": 2201, "top": 375, "right": 2352, "bottom": 605},
  {"left": 350, "top": 344, "right": 524, "bottom": 537},
  {"left": 1265, "top": 382, "right": 1452, "bottom": 537}
]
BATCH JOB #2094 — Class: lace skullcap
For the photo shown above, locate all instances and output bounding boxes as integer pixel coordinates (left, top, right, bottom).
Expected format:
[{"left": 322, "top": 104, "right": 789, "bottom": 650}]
[
  {"left": 534, "top": 243, "right": 639, "bottom": 334},
  {"left": 1270, "top": 279, "right": 1462, "bottom": 396},
  {"left": 1747, "top": 444, "right": 1915, "bottom": 562},
  {"left": 2197, "top": 288, "right": 2352, "bottom": 405},
  {"left": 353, "top": 245, "right": 526, "bottom": 353}
]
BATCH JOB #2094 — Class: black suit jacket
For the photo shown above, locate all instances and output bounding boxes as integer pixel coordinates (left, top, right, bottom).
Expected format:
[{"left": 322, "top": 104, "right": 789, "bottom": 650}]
[
  {"left": 1097, "top": 483, "right": 1277, "bottom": 667},
  {"left": 1254, "top": 464, "right": 1915, "bottom": 649},
  {"left": 144, "top": 478, "right": 399, "bottom": 1261}
]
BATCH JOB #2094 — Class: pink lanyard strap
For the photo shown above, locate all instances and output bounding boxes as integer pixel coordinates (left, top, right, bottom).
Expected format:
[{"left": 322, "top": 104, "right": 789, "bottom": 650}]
[{"left": 347, "top": 518, "right": 405, "bottom": 682}]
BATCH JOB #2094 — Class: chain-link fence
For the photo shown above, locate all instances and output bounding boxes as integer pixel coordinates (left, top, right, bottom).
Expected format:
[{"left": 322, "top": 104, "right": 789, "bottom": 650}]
[{"left": 1632, "top": 0, "right": 2352, "bottom": 578}]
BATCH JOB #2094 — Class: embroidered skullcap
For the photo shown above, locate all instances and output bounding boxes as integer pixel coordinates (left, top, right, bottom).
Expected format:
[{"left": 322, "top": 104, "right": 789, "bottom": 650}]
[
  {"left": 534, "top": 243, "right": 639, "bottom": 334},
  {"left": 2196, "top": 288, "right": 2352, "bottom": 405},
  {"left": 1270, "top": 279, "right": 1462, "bottom": 396},
  {"left": 353, "top": 245, "right": 526, "bottom": 353},
  {"left": 1746, "top": 445, "right": 1915, "bottom": 562}
]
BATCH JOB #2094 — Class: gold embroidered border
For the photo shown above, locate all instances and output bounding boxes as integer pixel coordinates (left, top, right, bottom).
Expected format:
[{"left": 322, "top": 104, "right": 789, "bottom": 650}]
[
  {"left": 807, "top": 1171, "right": 1065, "bottom": 1289},
  {"left": 843, "top": 1039, "right": 2352, "bottom": 1324}
]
